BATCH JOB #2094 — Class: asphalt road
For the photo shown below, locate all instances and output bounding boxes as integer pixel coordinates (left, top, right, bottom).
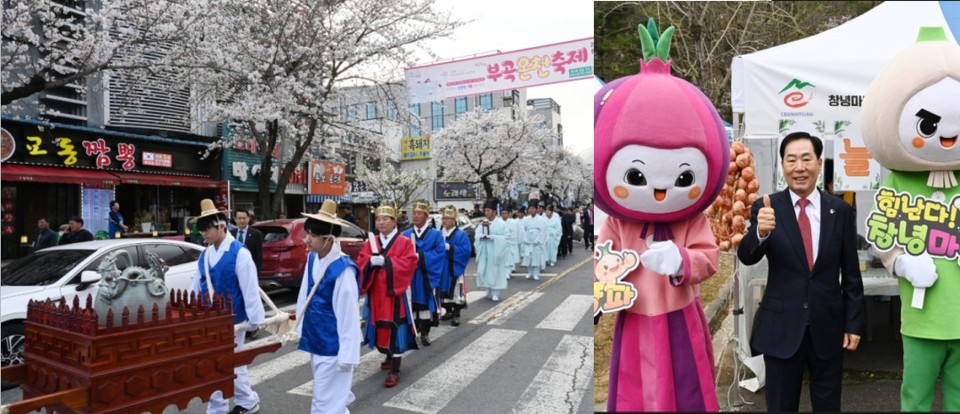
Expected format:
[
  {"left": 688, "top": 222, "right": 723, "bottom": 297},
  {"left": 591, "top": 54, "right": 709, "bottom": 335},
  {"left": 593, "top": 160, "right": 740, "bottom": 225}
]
[{"left": 3, "top": 241, "right": 595, "bottom": 414}]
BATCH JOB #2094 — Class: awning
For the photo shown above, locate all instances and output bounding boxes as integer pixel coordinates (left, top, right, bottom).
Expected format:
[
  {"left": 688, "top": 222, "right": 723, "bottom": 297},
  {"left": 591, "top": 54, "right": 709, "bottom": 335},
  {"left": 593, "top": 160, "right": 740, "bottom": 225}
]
[
  {"left": 0, "top": 164, "right": 119, "bottom": 186},
  {"left": 306, "top": 195, "right": 342, "bottom": 204},
  {"left": 113, "top": 172, "right": 219, "bottom": 188}
]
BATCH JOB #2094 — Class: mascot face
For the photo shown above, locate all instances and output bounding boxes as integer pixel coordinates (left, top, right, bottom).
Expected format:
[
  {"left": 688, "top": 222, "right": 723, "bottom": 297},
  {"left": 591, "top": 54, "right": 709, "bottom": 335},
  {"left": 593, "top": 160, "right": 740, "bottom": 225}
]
[
  {"left": 897, "top": 77, "right": 960, "bottom": 162},
  {"left": 605, "top": 145, "right": 708, "bottom": 214}
]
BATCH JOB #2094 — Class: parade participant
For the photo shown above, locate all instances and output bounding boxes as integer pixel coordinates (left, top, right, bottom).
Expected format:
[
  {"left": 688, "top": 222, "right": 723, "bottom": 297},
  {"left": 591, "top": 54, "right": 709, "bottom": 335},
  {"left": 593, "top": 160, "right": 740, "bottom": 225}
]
[
  {"left": 515, "top": 209, "right": 527, "bottom": 263},
  {"left": 357, "top": 203, "right": 419, "bottom": 388},
  {"left": 291, "top": 199, "right": 361, "bottom": 414},
  {"left": 544, "top": 207, "right": 562, "bottom": 266},
  {"left": 594, "top": 20, "right": 727, "bottom": 411},
  {"left": 520, "top": 201, "right": 547, "bottom": 281},
  {"left": 34, "top": 217, "right": 58, "bottom": 251},
  {"left": 500, "top": 206, "right": 521, "bottom": 275},
  {"left": 58, "top": 216, "right": 93, "bottom": 245},
  {"left": 189, "top": 199, "right": 265, "bottom": 414},
  {"left": 402, "top": 200, "right": 445, "bottom": 346},
  {"left": 474, "top": 198, "right": 510, "bottom": 301},
  {"left": 439, "top": 206, "right": 472, "bottom": 326},
  {"left": 108, "top": 200, "right": 128, "bottom": 238},
  {"left": 860, "top": 27, "right": 960, "bottom": 411}
]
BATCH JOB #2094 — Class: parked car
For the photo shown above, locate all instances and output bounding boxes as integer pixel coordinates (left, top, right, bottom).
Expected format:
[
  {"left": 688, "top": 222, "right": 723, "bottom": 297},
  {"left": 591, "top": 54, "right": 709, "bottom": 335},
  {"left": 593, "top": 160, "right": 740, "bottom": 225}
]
[
  {"left": 253, "top": 218, "right": 366, "bottom": 290},
  {"left": 430, "top": 212, "right": 476, "bottom": 257},
  {"left": 0, "top": 239, "right": 203, "bottom": 390}
]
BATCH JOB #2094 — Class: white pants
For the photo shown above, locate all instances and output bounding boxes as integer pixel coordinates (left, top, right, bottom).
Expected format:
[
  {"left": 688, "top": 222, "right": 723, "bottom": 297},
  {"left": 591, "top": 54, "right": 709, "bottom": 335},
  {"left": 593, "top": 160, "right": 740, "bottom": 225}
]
[
  {"left": 207, "top": 330, "right": 260, "bottom": 414},
  {"left": 310, "top": 354, "right": 355, "bottom": 414}
]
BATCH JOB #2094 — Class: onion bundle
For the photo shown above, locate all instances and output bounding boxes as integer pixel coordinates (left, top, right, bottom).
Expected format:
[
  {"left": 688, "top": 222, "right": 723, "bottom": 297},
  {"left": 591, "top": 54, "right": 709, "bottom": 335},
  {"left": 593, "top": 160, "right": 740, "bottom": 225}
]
[{"left": 705, "top": 140, "right": 760, "bottom": 251}]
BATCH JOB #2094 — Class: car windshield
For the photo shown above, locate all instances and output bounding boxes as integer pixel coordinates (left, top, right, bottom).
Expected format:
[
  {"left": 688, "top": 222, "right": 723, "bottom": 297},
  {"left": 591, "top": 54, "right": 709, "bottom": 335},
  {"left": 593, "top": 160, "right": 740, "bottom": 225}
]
[
  {"left": 259, "top": 226, "right": 291, "bottom": 243},
  {"left": 1, "top": 250, "right": 94, "bottom": 286}
]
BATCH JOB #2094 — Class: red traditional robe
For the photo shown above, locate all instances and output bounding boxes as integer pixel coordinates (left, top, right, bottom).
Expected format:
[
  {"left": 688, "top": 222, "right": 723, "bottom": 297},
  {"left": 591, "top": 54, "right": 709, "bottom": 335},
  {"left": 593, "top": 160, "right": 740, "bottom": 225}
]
[{"left": 357, "top": 233, "right": 420, "bottom": 354}]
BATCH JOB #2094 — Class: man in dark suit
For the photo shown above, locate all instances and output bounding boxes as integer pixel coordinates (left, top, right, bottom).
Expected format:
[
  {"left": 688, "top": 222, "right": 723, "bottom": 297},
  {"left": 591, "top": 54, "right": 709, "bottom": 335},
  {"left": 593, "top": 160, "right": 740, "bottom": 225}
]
[
  {"left": 231, "top": 209, "right": 264, "bottom": 275},
  {"left": 580, "top": 202, "right": 594, "bottom": 251},
  {"left": 738, "top": 132, "right": 865, "bottom": 412},
  {"left": 34, "top": 217, "right": 58, "bottom": 251}
]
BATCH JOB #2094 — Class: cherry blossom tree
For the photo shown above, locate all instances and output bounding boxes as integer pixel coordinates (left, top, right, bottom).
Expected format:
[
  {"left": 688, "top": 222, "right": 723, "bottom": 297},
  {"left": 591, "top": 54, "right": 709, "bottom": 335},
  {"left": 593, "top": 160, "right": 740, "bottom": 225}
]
[
  {"left": 432, "top": 106, "right": 556, "bottom": 199},
  {"left": 191, "top": 0, "right": 459, "bottom": 218},
  {"left": 356, "top": 162, "right": 429, "bottom": 211},
  {"left": 1, "top": 0, "right": 208, "bottom": 106}
]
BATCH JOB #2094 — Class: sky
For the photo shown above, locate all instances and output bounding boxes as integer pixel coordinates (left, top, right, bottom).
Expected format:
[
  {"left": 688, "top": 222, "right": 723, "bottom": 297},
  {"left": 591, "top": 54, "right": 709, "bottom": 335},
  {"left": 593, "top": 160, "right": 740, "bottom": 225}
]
[{"left": 413, "top": 0, "right": 595, "bottom": 159}]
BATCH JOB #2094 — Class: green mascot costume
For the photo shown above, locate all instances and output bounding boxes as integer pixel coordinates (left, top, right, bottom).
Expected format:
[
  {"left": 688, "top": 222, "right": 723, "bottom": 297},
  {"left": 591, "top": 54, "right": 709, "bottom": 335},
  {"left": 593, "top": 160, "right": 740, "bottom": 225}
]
[{"left": 860, "top": 27, "right": 960, "bottom": 411}]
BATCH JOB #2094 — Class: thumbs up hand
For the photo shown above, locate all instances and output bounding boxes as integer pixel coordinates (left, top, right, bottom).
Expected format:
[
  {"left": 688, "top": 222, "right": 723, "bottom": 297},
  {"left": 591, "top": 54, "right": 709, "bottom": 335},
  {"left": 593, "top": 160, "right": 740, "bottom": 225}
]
[{"left": 757, "top": 195, "right": 776, "bottom": 238}]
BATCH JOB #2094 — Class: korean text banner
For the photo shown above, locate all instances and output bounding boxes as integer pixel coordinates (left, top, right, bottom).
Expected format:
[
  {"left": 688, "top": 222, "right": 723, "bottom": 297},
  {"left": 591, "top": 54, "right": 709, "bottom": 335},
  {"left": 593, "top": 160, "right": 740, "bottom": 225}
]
[
  {"left": 309, "top": 160, "right": 347, "bottom": 196},
  {"left": 405, "top": 38, "right": 593, "bottom": 105},
  {"left": 401, "top": 136, "right": 431, "bottom": 161}
]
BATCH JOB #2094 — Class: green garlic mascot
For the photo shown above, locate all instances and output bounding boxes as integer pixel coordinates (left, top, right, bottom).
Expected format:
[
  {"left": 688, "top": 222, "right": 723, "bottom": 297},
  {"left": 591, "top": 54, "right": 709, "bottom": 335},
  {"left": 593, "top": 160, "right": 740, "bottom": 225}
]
[{"left": 860, "top": 27, "right": 960, "bottom": 411}]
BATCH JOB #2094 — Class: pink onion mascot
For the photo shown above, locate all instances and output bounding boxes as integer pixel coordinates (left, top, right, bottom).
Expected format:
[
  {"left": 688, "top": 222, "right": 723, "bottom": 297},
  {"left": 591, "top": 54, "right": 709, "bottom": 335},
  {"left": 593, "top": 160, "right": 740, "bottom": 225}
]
[{"left": 595, "top": 19, "right": 727, "bottom": 412}]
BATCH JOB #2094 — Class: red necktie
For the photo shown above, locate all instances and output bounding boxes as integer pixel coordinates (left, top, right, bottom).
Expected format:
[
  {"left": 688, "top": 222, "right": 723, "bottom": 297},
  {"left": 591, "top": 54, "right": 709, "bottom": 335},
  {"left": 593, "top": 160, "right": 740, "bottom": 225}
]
[{"left": 797, "top": 198, "right": 813, "bottom": 270}]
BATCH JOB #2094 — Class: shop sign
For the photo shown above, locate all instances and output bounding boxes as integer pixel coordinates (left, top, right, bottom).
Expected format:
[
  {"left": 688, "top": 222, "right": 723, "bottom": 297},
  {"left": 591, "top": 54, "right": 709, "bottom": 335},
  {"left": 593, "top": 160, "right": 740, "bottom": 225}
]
[
  {"left": 1, "top": 128, "right": 14, "bottom": 162},
  {"left": 143, "top": 151, "right": 173, "bottom": 168},
  {"left": 435, "top": 182, "right": 480, "bottom": 200},
  {"left": 401, "top": 136, "right": 431, "bottom": 160},
  {"left": 309, "top": 160, "right": 347, "bottom": 196}
]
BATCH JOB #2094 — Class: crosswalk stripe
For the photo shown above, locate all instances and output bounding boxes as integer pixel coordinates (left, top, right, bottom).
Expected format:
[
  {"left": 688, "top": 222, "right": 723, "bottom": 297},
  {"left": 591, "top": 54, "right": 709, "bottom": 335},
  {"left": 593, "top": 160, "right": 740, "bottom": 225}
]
[
  {"left": 469, "top": 291, "right": 544, "bottom": 326},
  {"left": 287, "top": 324, "right": 459, "bottom": 396},
  {"left": 535, "top": 295, "right": 593, "bottom": 332},
  {"left": 383, "top": 328, "right": 527, "bottom": 414},
  {"left": 248, "top": 348, "right": 310, "bottom": 386},
  {"left": 510, "top": 335, "right": 593, "bottom": 414}
]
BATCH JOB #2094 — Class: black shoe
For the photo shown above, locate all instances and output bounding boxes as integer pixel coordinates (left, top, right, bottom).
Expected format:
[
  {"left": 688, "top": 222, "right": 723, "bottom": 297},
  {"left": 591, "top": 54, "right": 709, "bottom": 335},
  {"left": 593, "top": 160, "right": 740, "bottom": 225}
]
[
  {"left": 451, "top": 316, "right": 460, "bottom": 326},
  {"left": 421, "top": 334, "right": 431, "bottom": 346},
  {"left": 441, "top": 312, "right": 453, "bottom": 321},
  {"left": 228, "top": 404, "right": 260, "bottom": 414}
]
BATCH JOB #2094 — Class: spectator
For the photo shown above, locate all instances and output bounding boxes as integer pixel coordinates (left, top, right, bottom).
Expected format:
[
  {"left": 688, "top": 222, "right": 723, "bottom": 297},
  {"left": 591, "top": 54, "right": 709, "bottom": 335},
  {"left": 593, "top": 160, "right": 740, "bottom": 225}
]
[
  {"left": 34, "top": 217, "right": 58, "bottom": 251},
  {"left": 58, "top": 216, "right": 94, "bottom": 245},
  {"left": 108, "top": 200, "right": 129, "bottom": 239}
]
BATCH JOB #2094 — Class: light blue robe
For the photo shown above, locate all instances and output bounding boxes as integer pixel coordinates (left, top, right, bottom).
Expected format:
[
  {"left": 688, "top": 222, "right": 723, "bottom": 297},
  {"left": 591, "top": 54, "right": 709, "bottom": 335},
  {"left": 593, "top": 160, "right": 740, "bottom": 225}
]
[
  {"left": 545, "top": 214, "right": 562, "bottom": 264},
  {"left": 473, "top": 216, "right": 510, "bottom": 290},
  {"left": 501, "top": 218, "right": 521, "bottom": 266},
  {"left": 521, "top": 215, "right": 548, "bottom": 268}
]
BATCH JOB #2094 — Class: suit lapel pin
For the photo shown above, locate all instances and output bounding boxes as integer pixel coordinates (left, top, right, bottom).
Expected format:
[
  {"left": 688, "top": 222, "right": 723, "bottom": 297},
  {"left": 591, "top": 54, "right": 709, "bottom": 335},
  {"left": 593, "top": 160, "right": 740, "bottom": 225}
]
[{"left": 830, "top": 208, "right": 835, "bottom": 215}]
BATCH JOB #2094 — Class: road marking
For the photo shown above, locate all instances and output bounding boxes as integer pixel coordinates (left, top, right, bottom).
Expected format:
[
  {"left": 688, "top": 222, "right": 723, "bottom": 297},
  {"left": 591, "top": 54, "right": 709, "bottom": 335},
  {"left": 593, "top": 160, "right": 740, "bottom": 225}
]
[
  {"left": 535, "top": 295, "right": 593, "bottom": 332},
  {"left": 469, "top": 256, "right": 590, "bottom": 326},
  {"left": 287, "top": 325, "right": 458, "bottom": 396},
  {"left": 248, "top": 348, "right": 310, "bottom": 386},
  {"left": 383, "top": 328, "right": 526, "bottom": 414},
  {"left": 510, "top": 334, "right": 593, "bottom": 414},
  {"left": 469, "top": 291, "right": 544, "bottom": 326}
]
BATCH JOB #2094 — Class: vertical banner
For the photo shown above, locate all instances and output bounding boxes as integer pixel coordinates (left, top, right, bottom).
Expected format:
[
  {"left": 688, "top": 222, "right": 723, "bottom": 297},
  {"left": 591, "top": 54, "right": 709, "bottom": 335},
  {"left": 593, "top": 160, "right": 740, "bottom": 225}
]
[
  {"left": 309, "top": 160, "right": 347, "bottom": 196},
  {"left": 405, "top": 38, "right": 594, "bottom": 105}
]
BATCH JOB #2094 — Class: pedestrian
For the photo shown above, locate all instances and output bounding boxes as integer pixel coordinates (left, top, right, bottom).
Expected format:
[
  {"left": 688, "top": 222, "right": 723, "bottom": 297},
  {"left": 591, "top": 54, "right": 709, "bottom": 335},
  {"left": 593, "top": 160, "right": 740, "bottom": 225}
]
[
  {"left": 520, "top": 201, "right": 547, "bottom": 281},
  {"left": 290, "top": 199, "right": 361, "bottom": 414},
  {"left": 108, "top": 200, "right": 129, "bottom": 239},
  {"left": 439, "top": 206, "right": 471, "bottom": 326},
  {"left": 189, "top": 199, "right": 265, "bottom": 414},
  {"left": 396, "top": 209, "right": 411, "bottom": 232},
  {"left": 402, "top": 200, "right": 446, "bottom": 346},
  {"left": 739, "top": 132, "right": 865, "bottom": 411},
  {"left": 560, "top": 207, "right": 575, "bottom": 258},
  {"left": 473, "top": 198, "right": 510, "bottom": 301},
  {"left": 499, "top": 206, "right": 520, "bottom": 274},
  {"left": 34, "top": 217, "right": 58, "bottom": 251},
  {"left": 581, "top": 202, "right": 595, "bottom": 251},
  {"left": 544, "top": 206, "right": 562, "bottom": 266},
  {"left": 231, "top": 209, "right": 264, "bottom": 275},
  {"left": 343, "top": 208, "right": 356, "bottom": 225},
  {"left": 58, "top": 216, "right": 94, "bottom": 245},
  {"left": 357, "top": 203, "right": 419, "bottom": 388}
]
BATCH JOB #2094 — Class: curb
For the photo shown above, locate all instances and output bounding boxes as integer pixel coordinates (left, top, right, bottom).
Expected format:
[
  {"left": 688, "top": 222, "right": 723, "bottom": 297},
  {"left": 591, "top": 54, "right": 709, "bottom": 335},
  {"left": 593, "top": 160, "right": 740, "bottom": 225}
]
[{"left": 705, "top": 275, "right": 734, "bottom": 336}]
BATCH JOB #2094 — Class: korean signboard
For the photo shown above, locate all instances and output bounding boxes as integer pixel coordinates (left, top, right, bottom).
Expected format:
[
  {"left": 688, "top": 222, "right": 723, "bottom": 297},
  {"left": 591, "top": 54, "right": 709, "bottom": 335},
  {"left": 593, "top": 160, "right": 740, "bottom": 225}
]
[
  {"left": 405, "top": 38, "right": 594, "bottom": 105},
  {"left": 310, "top": 160, "right": 347, "bottom": 196},
  {"left": 401, "top": 136, "right": 431, "bottom": 161},
  {"left": 435, "top": 182, "right": 479, "bottom": 200}
]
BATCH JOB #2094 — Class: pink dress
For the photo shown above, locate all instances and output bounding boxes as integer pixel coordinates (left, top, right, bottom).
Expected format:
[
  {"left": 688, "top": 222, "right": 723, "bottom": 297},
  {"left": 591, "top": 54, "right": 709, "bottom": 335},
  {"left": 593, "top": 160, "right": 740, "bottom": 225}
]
[{"left": 600, "top": 213, "right": 720, "bottom": 412}]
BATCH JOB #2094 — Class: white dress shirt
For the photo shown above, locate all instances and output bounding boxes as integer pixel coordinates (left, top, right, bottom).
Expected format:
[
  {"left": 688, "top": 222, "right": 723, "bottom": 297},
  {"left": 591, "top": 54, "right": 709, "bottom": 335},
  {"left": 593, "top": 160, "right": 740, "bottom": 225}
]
[{"left": 758, "top": 189, "right": 821, "bottom": 264}]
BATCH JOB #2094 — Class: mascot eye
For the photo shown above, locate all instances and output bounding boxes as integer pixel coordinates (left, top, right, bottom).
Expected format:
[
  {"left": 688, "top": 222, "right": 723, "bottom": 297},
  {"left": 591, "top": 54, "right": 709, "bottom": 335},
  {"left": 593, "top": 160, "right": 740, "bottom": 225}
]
[
  {"left": 624, "top": 169, "right": 647, "bottom": 186},
  {"left": 916, "top": 117, "right": 938, "bottom": 138},
  {"left": 675, "top": 170, "right": 695, "bottom": 187}
]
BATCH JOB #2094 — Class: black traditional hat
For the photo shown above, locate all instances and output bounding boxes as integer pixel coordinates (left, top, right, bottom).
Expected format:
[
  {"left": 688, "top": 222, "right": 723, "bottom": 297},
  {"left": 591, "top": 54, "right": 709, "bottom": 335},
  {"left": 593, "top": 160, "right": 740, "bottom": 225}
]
[
  {"left": 483, "top": 198, "right": 499, "bottom": 211},
  {"left": 527, "top": 199, "right": 539, "bottom": 209}
]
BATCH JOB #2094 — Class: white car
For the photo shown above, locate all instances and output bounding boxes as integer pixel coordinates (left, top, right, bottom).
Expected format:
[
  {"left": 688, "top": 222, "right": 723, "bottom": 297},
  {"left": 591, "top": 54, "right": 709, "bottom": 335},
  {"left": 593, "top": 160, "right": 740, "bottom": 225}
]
[{"left": 0, "top": 239, "right": 203, "bottom": 389}]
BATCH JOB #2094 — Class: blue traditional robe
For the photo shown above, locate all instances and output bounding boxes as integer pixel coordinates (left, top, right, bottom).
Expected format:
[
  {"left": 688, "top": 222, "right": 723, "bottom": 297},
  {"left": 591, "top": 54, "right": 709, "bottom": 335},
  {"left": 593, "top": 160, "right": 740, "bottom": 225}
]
[
  {"left": 403, "top": 225, "right": 446, "bottom": 314},
  {"left": 440, "top": 227, "right": 472, "bottom": 304},
  {"left": 474, "top": 216, "right": 511, "bottom": 290}
]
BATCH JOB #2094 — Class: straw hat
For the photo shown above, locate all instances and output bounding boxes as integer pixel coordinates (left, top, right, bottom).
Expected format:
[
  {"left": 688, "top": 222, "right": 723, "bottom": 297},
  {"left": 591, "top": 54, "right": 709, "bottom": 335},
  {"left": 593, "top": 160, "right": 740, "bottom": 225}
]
[
  {"left": 302, "top": 199, "right": 341, "bottom": 226},
  {"left": 188, "top": 199, "right": 231, "bottom": 223},
  {"left": 412, "top": 200, "right": 430, "bottom": 214},
  {"left": 375, "top": 203, "right": 397, "bottom": 219}
]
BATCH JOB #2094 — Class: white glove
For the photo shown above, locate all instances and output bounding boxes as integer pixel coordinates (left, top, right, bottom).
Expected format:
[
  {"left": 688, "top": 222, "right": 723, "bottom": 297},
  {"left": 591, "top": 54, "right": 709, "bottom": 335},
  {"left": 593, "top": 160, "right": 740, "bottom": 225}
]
[
  {"left": 280, "top": 331, "right": 300, "bottom": 344},
  {"left": 445, "top": 243, "right": 451, "bottom": 251},
  {"left": 895, "top": 253, "right": 938, "bottom": 288},
  {"left": 640, "top": 240, "right": 683, "bottom": 277},
  {"left": 370, "top": 256, "right": 385, "bottom": 267}
]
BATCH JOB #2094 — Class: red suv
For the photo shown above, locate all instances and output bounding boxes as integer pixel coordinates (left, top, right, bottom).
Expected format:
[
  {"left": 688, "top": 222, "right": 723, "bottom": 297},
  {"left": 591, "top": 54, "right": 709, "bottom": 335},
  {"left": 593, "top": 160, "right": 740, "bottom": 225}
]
[{"left": 253, "top": 218, "right": 367, "bottom": 289}]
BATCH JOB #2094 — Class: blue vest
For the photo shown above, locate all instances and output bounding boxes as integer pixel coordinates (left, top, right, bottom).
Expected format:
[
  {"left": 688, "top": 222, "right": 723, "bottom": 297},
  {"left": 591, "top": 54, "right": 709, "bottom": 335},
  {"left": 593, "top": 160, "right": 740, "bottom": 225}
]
[
  {"left": 198, "top": 240, "right": 248, "bottom": 324},
  {"left": 299, "top": 252, "right": 359, "bottom": 356}
]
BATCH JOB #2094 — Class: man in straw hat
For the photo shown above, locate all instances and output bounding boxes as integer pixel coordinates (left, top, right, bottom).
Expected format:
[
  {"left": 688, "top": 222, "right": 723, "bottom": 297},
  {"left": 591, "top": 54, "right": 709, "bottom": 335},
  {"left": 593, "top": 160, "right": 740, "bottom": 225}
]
[
  {"left": 402, "top": 200, "right": 446, "bottom": 346},
  {"left": 474, "top": 198, "right": 511, "bottom": 301},
  {"left": 290, "top": 199, "right": 361, "bottom": 413},
  {"left": 439, "top": 205, "right": 472, "bottom": 326},
  {"left": 357, "top": 203, "right": 419, "bottom": 388},
  {"left": 188, "top": 199, "right": 265, "bottom": 414}
]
